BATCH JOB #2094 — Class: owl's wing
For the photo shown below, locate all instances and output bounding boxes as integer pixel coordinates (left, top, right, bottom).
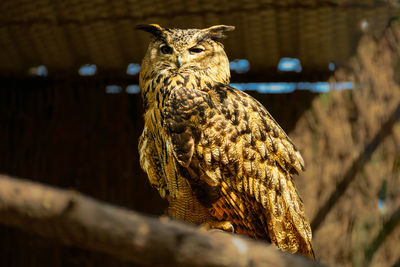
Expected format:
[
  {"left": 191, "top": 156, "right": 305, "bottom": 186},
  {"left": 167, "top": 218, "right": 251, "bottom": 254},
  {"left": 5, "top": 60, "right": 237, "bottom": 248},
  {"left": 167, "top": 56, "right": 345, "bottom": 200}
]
[
  {"left": 139, "top": 128, "right": 169, "bottom": 197},
  {"left": 164, "top": 84, "right": 312, "bottom": 256}
]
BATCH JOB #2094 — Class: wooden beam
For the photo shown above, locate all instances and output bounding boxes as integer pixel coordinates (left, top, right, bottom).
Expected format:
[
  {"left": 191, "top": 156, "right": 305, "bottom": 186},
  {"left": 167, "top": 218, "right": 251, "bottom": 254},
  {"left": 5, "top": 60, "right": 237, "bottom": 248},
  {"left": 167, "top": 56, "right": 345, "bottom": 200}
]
[{"left": 0, "top": 174, "right": 324, "bottom": 267}]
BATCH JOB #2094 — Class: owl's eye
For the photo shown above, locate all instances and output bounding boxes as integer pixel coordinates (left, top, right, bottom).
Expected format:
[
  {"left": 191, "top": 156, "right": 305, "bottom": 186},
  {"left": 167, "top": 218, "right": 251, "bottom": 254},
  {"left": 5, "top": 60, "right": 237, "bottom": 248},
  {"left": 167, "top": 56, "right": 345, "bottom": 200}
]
[
  {"left": 160, "top": 45, "right": 173, "bottom": 54},
  {"left": 189, "top": 47, "right": 205, "bottom": 53}
]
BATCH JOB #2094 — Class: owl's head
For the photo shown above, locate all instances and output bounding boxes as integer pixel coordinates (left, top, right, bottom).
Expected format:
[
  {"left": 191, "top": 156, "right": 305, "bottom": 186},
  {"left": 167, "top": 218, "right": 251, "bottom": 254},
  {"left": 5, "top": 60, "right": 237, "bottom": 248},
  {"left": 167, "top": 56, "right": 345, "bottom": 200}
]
[{"left": 137, "top": 24, "right": 235, "bottom": 84}]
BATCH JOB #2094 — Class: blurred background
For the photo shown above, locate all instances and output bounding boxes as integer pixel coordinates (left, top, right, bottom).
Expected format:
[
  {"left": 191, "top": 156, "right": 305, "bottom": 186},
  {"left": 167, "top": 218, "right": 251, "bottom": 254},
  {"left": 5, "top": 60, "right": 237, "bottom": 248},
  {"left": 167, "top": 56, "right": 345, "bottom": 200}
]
[{"left": 1, "top": 0, "right": 400, "bottom": 266}]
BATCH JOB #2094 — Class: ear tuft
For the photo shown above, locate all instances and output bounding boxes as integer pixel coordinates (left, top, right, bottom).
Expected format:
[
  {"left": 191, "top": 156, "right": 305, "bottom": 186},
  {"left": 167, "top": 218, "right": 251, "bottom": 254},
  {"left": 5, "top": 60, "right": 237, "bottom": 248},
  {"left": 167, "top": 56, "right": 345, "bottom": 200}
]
[
  {"left": 136, "top": 24, "right": 164, "bottom": 37},
  {"left": 203, "top": 25, "right": 235, "bottom": 40}
]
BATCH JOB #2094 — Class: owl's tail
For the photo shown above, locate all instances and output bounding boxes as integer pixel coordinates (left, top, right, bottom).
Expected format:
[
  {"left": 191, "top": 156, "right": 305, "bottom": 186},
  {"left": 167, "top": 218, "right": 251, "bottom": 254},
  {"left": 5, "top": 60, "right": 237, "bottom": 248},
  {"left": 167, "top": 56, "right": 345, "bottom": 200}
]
[
  {"left": 210, "top": 179, "right": 314, "bottom": 259},
  {"left": 264, "top": 172, "right": 314, "bottom": 259}
]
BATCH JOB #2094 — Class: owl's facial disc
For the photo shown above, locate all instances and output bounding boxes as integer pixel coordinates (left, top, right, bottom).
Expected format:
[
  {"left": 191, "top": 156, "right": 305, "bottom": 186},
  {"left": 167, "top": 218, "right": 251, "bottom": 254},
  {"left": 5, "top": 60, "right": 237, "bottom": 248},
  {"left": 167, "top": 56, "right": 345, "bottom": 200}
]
[
  {"left": 137, "top": 24, "right": 234, "bottom": 81},
  {"left": 155, "top": 37, "right": 212, "bottom": 72}
]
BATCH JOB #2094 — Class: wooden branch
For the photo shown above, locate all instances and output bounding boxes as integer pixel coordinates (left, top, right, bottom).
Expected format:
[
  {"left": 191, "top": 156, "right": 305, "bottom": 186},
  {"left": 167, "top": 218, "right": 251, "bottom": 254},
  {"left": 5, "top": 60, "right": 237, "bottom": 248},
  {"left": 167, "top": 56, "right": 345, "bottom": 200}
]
[{"left": 0, "top": 174, "right": 323, "bottom": 267}]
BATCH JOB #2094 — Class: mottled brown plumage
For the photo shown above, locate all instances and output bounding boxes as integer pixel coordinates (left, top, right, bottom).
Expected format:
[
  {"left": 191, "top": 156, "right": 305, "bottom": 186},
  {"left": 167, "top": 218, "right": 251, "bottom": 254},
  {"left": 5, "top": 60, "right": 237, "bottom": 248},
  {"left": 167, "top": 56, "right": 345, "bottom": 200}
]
[{"left": 137, "top": 24, "right": 313, "bottom": 258}]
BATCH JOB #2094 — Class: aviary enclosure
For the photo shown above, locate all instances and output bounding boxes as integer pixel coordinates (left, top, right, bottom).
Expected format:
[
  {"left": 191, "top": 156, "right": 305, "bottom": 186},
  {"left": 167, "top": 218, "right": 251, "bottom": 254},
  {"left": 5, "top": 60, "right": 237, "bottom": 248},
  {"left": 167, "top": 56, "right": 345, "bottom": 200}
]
[{"left": 1, "top": 1, "right": 400, "bottom": 266}]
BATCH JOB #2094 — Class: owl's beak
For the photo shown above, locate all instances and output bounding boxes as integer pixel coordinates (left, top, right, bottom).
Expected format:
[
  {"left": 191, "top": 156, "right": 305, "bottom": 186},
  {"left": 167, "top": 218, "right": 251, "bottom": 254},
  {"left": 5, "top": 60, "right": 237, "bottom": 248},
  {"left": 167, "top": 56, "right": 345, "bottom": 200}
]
[{"left": 177, "top": 55, "right": 182, "bottom": 68}]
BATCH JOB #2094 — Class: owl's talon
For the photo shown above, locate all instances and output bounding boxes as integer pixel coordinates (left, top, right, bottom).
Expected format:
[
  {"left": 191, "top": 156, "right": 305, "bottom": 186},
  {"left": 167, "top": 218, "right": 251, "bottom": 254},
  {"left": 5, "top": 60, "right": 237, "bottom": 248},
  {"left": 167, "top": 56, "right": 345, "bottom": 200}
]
[{"left": 201, "top": 221, "right": 235, "bottom": 233}]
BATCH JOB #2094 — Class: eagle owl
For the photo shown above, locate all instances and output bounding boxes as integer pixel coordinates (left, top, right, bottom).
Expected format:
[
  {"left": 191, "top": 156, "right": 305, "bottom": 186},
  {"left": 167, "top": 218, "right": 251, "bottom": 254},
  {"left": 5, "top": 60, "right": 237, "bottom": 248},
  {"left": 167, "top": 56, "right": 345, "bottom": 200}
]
[{"left": 137, "top": 24, "right": 313, "bottom": 258}]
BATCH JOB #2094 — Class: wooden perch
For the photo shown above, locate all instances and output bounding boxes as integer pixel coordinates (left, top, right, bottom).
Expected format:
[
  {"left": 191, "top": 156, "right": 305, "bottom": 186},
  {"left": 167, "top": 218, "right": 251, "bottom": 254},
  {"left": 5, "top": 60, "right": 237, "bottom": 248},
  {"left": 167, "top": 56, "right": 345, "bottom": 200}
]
[{"left": 0, "top": 174, "right": 323, "bottom": 267}]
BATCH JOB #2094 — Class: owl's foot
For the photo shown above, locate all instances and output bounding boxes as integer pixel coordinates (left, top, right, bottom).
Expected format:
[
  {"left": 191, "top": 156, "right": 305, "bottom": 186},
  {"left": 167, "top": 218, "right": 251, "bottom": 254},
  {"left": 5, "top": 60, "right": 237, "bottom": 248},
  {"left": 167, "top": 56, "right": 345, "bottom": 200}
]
[{"left": 201, "top": 220, "right": 235, "bottom": 233}]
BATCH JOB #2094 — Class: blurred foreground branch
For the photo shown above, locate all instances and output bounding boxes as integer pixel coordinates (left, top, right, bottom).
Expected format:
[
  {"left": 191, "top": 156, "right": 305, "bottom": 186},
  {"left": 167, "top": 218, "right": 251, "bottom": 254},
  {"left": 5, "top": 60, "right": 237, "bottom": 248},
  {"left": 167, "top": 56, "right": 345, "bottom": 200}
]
[{"left": 0, "top": 174, "right": 322, "bottom": 267}]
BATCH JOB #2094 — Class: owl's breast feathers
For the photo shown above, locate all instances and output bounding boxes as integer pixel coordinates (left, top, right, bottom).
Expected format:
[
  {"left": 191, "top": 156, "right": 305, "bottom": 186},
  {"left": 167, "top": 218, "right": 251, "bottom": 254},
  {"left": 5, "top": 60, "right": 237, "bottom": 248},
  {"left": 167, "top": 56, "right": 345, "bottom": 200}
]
[{"left": 139, "top": 74, "right": 313, "bottom": 258}]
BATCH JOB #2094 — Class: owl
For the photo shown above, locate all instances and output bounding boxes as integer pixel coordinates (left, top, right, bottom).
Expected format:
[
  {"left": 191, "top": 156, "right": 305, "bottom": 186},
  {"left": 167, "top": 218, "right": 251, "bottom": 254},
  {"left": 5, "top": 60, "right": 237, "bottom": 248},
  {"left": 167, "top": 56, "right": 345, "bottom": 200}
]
[{"left": 137, "top": 24, "right": 313, "bottom": 258}]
